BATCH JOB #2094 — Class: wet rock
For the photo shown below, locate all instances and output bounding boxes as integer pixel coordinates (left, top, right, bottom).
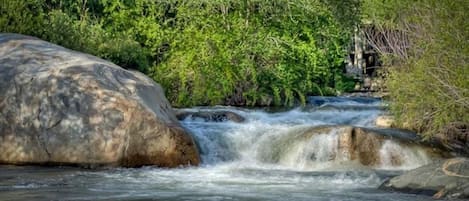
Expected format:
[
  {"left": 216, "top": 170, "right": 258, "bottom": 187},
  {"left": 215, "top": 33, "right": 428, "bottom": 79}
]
[
  {"left": 380, "top": 157, "right": 469, "bottom": 199},
  {"left": 175, "top": 110, "right": 245, "bottom": 123},
  {"left": 350, "top": 127, "right": 386, "bottom": 166},
  {"left": 375, "top": 115, "right": 394, "bottom": 128},
  {"left": 291, "top": 126, "right": 445, "bottom": 167},
  {"left": 0, "top": 34, "right": 200, "bottom": 168}
]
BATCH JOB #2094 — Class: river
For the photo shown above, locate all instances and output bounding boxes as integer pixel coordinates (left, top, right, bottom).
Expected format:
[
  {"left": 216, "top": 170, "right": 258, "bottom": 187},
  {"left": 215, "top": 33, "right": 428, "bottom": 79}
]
[{"left": 0, "top": 97, "right": 434, "bottom": 201}]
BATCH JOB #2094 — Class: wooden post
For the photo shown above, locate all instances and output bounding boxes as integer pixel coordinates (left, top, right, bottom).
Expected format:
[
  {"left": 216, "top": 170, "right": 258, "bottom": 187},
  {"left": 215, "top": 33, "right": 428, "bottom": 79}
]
[{"left": 354, "top": 27, "right": 366, "bottom": 76}]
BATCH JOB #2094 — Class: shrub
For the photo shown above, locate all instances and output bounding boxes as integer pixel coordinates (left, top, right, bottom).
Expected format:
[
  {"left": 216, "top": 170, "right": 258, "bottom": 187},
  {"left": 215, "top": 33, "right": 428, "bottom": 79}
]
[
  {"left": 0, "top": 1, "right": 150, "bottom": 72},
  {"left": 363, "top": 0, "right": 469, "bottom": 137},
  {"left": 141, "top": 0, "right": 356, "bottom": 106},
  {"left": 0, "top": 0, "right": 44, "bottom": 35},
  {"left": 1, "top": 0, "right": 360, "bottom": 107}
]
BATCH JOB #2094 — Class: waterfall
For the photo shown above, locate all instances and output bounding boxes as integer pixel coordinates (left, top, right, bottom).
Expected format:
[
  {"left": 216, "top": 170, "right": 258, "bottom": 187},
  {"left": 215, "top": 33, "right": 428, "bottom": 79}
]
[
  {"left": 378, "top": 140, "right": 432, "bottom": 170},
  {"left": 274, "top": 128, "right": 346, "bottom": 170},
  {"left": 182, "top": 97, "right": 435, "bottom": 171}
]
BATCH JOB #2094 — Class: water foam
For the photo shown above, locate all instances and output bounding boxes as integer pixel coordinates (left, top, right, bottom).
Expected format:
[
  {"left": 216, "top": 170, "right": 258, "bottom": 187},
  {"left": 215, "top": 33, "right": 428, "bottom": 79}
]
[
  {"left": 182, "top": 97, "right": 433, "bottom": 171},
  {"left": 0, "top": 97, "right": 436, "bottom": 201}
]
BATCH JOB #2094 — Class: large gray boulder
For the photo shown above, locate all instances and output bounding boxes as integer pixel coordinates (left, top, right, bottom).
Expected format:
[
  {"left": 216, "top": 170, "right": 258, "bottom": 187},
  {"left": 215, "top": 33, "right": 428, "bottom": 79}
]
[
  {"left": 380, "top": 157, "right": 469, "bottom": 199},
  {"left": 0, "top": 34, "right": 200, "bottom": 167}
]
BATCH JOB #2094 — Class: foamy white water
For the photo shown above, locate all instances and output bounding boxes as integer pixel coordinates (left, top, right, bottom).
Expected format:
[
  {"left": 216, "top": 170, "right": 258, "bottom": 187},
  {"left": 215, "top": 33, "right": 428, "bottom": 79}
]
[{"left": 0, "top": 97, "right": 435, "bottom": 201}]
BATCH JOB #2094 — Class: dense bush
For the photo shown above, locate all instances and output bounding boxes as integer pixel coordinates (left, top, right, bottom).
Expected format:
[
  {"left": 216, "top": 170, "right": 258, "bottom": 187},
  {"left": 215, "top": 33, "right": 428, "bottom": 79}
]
[
  {"left": 362, "top": 0, "right": 469, "bottom": 137},
  {"left": 0, "top": 0, "right": 359, "bottom": 107},
  {"left": 127, "top": 0, "right": 355, "bottom": 106},
  {"left": 0, "top": 0, "right": 44, "bottom": 36},
  {"left": 0, "top": 0, "right": 150, "bottom": 71}
]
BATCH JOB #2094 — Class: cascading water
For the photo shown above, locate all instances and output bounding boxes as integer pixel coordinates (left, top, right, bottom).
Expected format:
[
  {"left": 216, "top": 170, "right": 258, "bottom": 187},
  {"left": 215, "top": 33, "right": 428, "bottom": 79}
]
[
  {"left": 183, "top": 97, "right": 431, "bottom": 171},
  {"left": 378, "top": 140, "right": 432, "bottom": 170},
  {"left": 0, "top": 97, "right": 438, "bottom": 201}
]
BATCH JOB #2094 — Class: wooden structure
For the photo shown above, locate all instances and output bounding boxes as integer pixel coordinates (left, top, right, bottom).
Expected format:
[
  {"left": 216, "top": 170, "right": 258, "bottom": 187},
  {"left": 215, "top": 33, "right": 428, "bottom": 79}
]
[{"left": 345, "top": 26, "right": 381, "bottom": 80}]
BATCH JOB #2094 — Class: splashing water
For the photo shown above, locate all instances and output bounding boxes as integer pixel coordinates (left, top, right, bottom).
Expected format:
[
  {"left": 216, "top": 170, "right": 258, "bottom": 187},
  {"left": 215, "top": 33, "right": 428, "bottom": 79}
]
[
  {"left": 183, "top": 97, "right": 430, "bottom": 171},
  {"left": 0, "top": 97, "right": 436, "bottom": 201}
]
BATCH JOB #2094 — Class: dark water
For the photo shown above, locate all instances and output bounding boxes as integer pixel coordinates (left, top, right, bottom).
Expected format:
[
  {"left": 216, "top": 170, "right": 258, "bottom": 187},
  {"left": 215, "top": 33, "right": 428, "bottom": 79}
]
[{"left": 0, "top": 97, "right": 436, "bottom": 201}]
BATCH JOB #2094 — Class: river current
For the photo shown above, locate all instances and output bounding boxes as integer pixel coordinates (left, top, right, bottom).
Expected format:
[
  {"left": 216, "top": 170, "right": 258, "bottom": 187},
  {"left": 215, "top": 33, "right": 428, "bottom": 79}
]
[{"left": 0, "top": 97, "right": 434, "bottom": 201}]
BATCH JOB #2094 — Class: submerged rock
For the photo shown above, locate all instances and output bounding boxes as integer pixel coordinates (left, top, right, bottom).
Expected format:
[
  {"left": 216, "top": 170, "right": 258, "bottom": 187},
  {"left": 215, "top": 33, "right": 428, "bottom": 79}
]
[
  {"left": 380, "top": 157, "right": 469, "bottom": 199},
  {"left": 267, "top": 125, "right": 446, "bottom": 168},
  {"left": 0, "top": 34, "right": 200, "bottom": 167},
  {"left": 175, "top": 110, "right": 245, "bottom": 123}
]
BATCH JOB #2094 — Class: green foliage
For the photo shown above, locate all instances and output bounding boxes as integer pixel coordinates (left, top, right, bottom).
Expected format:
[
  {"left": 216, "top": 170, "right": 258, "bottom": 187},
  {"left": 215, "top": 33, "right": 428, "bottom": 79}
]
[
  {"left": 0, "top": 0, "right": 150, "bottom": 71},
  {"left": 1, "top": 0, "right": 360, "bottom": 107},
  {"left": 361, "top": 0, "right": 409, "bottom": 27},
  {"left": 0, "top": 0, "right": 44, "bottom": 35},
  {"left": 140, "top": 0, "right": 356, "bottom": 106},
  {"left": 363, "top": 0, "right": 469, "bottom": 137},
  {"left": 321, "top": 0, "right": 361, "bottom": 32}
]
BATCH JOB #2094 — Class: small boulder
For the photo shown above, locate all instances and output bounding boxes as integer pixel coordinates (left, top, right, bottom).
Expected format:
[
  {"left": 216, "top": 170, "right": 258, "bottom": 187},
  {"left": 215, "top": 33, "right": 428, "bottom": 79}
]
[
  {"left": 175, "top": 110, "right": 245, "bottom": 123},
  {"left": 375, "top": 115, "right": 395, "bottom": 128}
]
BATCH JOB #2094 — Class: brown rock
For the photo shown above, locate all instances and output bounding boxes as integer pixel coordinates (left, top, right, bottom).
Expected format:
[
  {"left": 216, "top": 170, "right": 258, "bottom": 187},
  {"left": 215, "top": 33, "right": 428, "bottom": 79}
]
[
  {"left": 375, "top": 115, "right": 395, "bottom": 128},
  {"left": 338, "top": 126, "right": 354, "bottom": 159},
  {"left": 0, "top": 34, "right": 200, "bottom": 168},
  {"left": 290, "top": 126, "right": 444, "bottom": 167},
  {"left": 296, "top": 126, "right": 385, "bottom": 166},
  {"left": 350, "top": 127, "right": 385, "bottom": 166}
]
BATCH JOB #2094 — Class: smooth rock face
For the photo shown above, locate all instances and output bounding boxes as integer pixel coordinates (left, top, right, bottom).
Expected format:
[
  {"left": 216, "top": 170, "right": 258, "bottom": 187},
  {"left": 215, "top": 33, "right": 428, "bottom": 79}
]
[
  {"left": 292, "top": 126, "right": 444, "bottom": 167},
  {"left": 380, "top": 157, "right": 469, "bottom": 199},
  {"left": 0, "top": 34, "right": 200, "bottom": 167}
]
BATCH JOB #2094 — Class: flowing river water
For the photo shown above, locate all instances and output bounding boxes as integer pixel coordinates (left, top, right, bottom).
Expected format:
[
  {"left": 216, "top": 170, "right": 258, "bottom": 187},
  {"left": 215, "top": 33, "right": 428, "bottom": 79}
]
[{"left": 0, "top": 97, "right": 436, "bottom": 201}]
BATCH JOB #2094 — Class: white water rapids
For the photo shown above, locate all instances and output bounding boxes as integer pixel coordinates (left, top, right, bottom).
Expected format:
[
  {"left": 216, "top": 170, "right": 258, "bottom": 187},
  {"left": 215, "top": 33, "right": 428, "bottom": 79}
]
[{"left": 0, "top": 97, "right": 436, "bottom": 201}]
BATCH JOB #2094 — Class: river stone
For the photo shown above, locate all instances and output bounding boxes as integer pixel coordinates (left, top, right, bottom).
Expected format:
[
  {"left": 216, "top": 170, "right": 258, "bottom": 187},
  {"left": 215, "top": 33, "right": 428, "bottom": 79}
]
[
  {"left": 280, "top": 126, "right": 445, "bottom": 167},
  {"left": 380, "top": 157, "right": 469, "bottom": 199},
  {"left": 307, "top": 126, "right": 389, "bottom": 166},
  {"left": 375, "top": 115, "right": 394, "bottom": 128},
  {"left": 175, "top": 110, "right": 245, "bottom": 123},
  {"left": 0, "top": 33, "right": 200, "bottom": 167}
]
